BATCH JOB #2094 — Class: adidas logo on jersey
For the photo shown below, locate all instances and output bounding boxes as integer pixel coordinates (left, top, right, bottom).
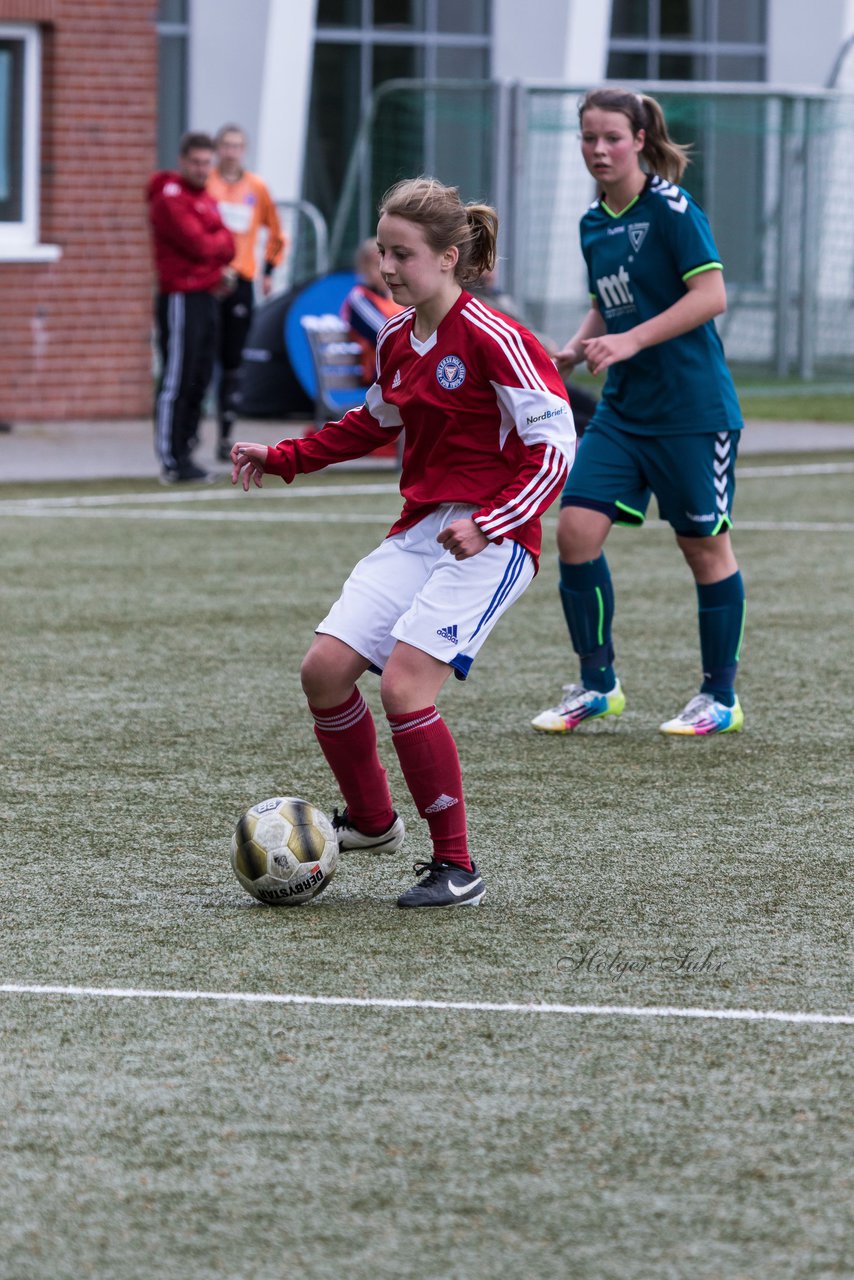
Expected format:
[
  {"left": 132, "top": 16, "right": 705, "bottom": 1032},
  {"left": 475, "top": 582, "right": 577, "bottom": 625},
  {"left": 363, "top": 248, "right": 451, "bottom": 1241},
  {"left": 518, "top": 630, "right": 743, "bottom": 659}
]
[
  {"left": 425, "top": 793, "right": 459, "bottom": 813},
  {"left": 436, "top": 624, "right": 458, "bottom": 644},
  {"left": 392, "top": 369, "right": 401, "bottom": 388}
]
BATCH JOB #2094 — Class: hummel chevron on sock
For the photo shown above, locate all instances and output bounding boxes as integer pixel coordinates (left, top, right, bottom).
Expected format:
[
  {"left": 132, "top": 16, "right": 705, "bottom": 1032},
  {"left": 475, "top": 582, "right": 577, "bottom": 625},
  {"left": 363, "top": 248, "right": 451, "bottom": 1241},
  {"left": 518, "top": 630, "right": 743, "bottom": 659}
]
[
  {"left": 309, "top": 689, "right": 394, "bottom": 833},
  {"left": 388, "top": 706, "right": 472, "bottom": 871},
  {"left": 559, "top": 555, "right": 616, "bottom": 693},
  {"left": 697, "top": 571, "right": 746, "bottom": 708}
]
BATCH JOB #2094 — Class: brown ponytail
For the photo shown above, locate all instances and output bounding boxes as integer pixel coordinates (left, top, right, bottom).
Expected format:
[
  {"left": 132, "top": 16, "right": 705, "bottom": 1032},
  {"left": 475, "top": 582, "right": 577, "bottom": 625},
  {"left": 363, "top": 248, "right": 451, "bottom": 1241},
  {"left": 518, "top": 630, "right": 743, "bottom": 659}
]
[
  {"left": 379, "top": 177, "right": 498, "bottom": 284},
  {"left": 578, "top": 87, "right": 691, "bottom": 184}
]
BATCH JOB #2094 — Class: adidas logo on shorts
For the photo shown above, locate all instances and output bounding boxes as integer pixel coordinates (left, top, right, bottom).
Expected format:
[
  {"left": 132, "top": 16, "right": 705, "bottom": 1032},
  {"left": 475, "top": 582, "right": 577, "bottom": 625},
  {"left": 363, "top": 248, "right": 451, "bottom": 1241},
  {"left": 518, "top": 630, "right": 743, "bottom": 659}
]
[{"left": 436, "top": 624, "right": 458, "bottom": 644}]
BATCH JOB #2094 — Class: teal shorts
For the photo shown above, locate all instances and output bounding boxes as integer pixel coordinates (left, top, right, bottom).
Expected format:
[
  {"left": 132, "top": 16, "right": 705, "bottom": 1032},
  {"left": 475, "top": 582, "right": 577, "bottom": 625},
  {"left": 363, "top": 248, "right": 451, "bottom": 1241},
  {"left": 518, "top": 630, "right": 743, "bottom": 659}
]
[{"left": 561, "top": 419, "right": 740, "bottom": 537}]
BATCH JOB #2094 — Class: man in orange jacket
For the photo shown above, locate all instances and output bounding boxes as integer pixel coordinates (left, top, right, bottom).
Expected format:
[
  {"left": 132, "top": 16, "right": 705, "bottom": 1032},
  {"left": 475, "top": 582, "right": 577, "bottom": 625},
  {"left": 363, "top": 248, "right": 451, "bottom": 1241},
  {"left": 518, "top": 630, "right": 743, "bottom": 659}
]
[{"left": 208, "top": 125, "right": 288, "bottom": 460}]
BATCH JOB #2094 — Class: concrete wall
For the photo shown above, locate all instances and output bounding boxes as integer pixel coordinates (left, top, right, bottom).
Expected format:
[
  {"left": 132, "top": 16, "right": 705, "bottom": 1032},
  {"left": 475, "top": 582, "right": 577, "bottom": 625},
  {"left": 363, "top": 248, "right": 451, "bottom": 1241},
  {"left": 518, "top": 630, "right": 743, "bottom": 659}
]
[
  {"left": 188, "top": 0, "right": 314, "bottom": 204},
  {"left": 492, "top": 0, "right": 609, "bottom": 83},
  {"left": 766, "top": 0, "right": 852, "bottom": 87}
]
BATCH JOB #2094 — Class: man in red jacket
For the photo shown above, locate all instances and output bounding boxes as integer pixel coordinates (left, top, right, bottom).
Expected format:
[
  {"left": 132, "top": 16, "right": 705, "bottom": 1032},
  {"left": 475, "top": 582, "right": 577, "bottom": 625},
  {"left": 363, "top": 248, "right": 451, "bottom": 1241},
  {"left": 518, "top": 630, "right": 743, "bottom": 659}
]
[{"left": 148, "top": 132, "right": 235, "bottom": 483}]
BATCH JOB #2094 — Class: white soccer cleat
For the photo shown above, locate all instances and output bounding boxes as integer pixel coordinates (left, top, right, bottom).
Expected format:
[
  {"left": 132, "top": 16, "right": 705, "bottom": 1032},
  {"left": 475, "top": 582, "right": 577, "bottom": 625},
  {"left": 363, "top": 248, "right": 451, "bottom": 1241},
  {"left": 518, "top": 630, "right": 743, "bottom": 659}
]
[
  {"left": 531, "top": 679, "right": 625, "bottom": 733},
  {"left": 659, "top": 693, "right": 744, "bottom": 736},
  {"left": 331, "top": 808, "right": 405, "bottom": 854}
]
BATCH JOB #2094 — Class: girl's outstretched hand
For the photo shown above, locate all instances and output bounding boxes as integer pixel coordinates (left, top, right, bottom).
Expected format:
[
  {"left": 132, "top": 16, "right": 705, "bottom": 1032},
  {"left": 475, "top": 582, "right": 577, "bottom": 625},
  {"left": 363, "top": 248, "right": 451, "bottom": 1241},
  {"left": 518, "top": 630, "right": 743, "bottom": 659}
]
[
  {"left": 554, "top": 342, "right": 582, "bottom": 372},
  {"left": 231, "top": 442, "right": 268, "bottom": 491}
]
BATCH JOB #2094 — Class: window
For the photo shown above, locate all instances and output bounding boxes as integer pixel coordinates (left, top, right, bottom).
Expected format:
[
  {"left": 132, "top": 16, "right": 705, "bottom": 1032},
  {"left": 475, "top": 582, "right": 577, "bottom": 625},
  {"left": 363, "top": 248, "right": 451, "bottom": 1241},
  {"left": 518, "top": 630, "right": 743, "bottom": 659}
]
[
  {"left": 156, "top": 0, "right": 189, "bottom": 168},
  {"left": 0, "top": 23, "right": 52, "bottom": 257},
  {"left": 305, "top": 0, "right": 492, "bottom": 233},
  {"left": 605, "top": 1, "right": 770, "bottom": 287},
  {"left": 317, "top": 0, "right": 363, "bottom": 24},
  {"left": 0, "top": 37, "right": 24, "bottom": 223},
  {"left": 607, "top": 0, "right": 767, "bottom": 81},
  {"left": 372, "top": 0, "right": 425, "bottom": 31}
]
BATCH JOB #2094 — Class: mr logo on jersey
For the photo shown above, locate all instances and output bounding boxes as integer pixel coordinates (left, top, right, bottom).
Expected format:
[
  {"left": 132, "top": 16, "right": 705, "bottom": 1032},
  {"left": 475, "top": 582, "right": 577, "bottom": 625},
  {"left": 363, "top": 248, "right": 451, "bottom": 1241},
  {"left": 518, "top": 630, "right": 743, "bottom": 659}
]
[
  {"left": 596, "top": 265, "right": 635, "bottom": 312},
  {"left": 436, "top": 354, "right": 466, "bottom": 390}
]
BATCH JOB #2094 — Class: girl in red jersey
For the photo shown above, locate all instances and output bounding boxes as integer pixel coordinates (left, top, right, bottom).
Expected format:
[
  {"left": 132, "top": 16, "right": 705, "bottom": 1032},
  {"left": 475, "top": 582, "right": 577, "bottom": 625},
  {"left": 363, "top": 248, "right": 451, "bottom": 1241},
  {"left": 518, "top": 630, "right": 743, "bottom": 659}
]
[{"left": 231, "top": 177, "right": 576, "bottom": 908}]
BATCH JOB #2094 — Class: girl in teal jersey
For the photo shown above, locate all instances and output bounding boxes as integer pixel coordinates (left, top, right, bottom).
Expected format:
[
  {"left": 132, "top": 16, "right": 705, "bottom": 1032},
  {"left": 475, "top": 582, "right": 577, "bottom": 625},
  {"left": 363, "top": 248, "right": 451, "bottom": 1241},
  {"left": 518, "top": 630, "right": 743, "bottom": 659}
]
[{"left": 532, "top": 87, "right": 746, "bottom": 737}]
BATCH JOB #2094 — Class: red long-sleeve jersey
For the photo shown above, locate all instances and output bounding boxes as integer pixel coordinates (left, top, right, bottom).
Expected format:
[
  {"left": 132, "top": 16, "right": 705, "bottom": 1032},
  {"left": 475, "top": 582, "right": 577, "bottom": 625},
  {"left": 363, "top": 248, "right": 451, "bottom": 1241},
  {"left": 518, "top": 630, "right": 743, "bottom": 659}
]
[
  {"left": 264, "top": 291, "right": 576, "bottom": 567},
  {"left": 147, "top": 171, "right": 235, "bottom": 293}
]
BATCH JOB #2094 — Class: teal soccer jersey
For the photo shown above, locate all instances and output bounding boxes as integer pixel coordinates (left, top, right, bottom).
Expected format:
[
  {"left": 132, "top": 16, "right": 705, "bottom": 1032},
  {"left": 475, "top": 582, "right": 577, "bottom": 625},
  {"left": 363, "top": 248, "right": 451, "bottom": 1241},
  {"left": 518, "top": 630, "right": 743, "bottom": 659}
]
[{"left": 581, "top": 174, "right": 743, "bottom": 436}]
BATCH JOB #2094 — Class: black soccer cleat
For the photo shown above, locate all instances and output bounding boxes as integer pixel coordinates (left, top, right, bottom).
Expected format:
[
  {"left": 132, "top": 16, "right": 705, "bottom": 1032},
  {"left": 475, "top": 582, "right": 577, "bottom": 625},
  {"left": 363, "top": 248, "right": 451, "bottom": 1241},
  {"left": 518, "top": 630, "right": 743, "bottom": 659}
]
[{"left": 397, "top": 859, "right": 485, "bottom": 909}]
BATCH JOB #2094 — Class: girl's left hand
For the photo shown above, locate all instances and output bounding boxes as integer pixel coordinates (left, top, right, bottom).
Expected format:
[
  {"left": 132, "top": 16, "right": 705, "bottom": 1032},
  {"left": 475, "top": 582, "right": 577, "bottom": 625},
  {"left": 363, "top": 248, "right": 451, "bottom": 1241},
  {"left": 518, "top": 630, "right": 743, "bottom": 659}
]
[
  {"left": 582, "top": 331, "right": 640, "bottom": 376},
  {"left": 436, "top": 518, "right": 489, "bottom": 560},
  {"left": 231, "top": 441, "right": 268, "bottom": 491}
]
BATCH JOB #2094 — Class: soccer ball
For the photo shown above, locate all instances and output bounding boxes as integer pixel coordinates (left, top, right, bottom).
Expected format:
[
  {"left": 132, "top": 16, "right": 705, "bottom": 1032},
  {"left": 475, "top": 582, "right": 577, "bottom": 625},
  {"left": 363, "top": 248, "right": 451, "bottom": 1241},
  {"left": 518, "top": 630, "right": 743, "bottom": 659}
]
[{"left": 230, "top": 796, "right": 339, "bottom": 906}]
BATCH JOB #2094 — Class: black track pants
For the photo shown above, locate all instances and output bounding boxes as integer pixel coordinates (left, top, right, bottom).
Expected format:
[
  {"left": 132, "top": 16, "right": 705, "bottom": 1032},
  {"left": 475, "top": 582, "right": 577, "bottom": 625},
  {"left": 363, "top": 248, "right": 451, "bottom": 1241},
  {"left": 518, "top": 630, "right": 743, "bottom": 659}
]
[{"left": 154, "top": 290, "right": 217, "bottom": 471}]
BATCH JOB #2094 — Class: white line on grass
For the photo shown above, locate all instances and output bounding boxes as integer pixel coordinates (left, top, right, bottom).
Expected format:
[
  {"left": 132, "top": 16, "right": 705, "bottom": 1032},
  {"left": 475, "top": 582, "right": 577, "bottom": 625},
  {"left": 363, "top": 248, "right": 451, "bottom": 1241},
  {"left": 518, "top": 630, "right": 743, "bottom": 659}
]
[
  {"left": 737, "top": 461, "right": 854, "bottom": 478},
  {"left": 0, "top": 459, "right": 849, "bottom": 517},
  {"left": 723, "top": 521, "right": 854, "bottom": 533},
  {"left": 0, "top": 482, "right": 401, "bottom": 510},
  {"left": 624, "top": 518, "right": 854, "bottom": 534},
  {"left": 5, "top": 506, "right": 850, "bottom": 532},
  {"left": 0, "top": 507, "right": 394, "bottom": 523},
  {"left": 1, "top": 983, "right": 851, "bottom": 1026},
  {"left": 2, "top": 506, "right": 851, "bottom": 532}
]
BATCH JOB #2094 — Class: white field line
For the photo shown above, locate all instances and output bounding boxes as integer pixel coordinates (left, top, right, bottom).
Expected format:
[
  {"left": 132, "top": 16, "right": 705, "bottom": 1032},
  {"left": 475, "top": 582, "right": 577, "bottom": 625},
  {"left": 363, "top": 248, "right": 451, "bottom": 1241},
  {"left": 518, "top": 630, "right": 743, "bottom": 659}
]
[
  {"left": 0, "top": 462, "right": 851, "bottom": 530},
  {"left": 0, "top": 983, "right": 851, "bottom": 1027},
  {"left": 0, "top": 459, "right": 849, "bottom": 515},
  {"left": 0, "top": 507, "right": 395, "bottom": 523},
  {"left": 736, "top": 461, "right": 854, "bottom": 478},
  {"left": 0, "top": 505, "right": 850, "bottom": 532},
  {"left": 0, "top": 482, "right": 401, "bottom": 510},
  {"left": 721, "top": 521, "right": 854, "bottom": 533}
]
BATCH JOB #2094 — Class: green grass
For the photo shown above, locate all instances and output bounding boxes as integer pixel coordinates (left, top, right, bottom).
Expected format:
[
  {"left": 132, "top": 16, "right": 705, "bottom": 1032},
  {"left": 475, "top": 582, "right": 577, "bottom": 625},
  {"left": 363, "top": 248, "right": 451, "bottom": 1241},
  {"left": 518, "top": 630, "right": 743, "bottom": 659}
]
[
  {"left": 568, "top": 369, "right": 854, "bottom": 422},
  {"left": 1, "top": 459, "right": 853, "bottom": 1279},
  {"left": 736, "top": 394, "right": 854, "bottom": 422}
]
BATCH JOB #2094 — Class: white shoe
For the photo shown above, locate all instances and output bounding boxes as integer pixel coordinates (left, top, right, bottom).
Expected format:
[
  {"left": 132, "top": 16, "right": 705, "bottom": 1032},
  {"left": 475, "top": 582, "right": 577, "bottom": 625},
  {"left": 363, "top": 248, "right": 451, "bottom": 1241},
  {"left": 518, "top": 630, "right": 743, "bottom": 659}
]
[
  {"left": 531, "top": 679, "right": 625, "bottom": 733},
  {"left": 659, "top": 693, "right": 744, "bottom": 736},
  {"left": 331, "top": 809, "right": 405, "bottom": 854}
]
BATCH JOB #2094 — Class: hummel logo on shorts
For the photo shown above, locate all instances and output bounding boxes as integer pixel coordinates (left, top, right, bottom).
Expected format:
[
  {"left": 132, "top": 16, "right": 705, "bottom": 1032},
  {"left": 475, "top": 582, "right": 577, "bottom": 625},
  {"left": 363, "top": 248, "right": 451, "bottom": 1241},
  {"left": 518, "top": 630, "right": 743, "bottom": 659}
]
[
  {"left": 436, "top": 624, "right": 458, "bottom": 644},
  {"left": 425, "top": 793, "right": 458, "bottom": 813}
]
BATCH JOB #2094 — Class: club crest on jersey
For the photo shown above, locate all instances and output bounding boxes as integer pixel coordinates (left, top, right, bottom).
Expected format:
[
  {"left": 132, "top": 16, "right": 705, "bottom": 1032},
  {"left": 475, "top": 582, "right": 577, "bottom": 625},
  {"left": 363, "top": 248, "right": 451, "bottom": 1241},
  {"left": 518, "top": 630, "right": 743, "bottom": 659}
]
[
  {"left": 436, "top": 354, "right": 466, "bottom": 390},
  {"left": 628, "top": 222, "right": 649, "bottom": 252}
]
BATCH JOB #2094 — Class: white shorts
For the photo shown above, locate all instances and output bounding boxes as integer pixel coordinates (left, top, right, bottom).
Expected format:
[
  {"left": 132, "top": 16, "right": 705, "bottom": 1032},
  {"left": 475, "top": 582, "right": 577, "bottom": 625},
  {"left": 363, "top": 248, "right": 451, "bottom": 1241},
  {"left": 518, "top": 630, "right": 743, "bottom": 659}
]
[{"left": 316, "top": 503, "right": 535, "bottom": 680}]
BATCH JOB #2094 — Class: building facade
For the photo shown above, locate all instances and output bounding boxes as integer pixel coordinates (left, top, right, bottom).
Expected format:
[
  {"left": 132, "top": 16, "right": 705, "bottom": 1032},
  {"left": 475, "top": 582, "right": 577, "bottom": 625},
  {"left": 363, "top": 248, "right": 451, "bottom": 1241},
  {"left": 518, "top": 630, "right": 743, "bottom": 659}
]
[
  {"left": 179, "top": 0, "right": 854, "bottom": 227},
  {"left": 0, "top": 0, "right": 157, "bottom": 423},
  {"left": 2, "top": 0, "right": 852, "bottom": 423}
]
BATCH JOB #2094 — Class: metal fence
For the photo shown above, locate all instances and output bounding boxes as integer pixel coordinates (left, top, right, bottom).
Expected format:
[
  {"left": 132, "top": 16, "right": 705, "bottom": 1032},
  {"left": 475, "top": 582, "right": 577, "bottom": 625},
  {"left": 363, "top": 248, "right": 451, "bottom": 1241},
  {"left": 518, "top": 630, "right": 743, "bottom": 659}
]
[
  {"left": 270, "top": 199, "right": 330, "bottom": 296},
  {"left": 329, "top": 79, "right": 854, "bottom": 382}
]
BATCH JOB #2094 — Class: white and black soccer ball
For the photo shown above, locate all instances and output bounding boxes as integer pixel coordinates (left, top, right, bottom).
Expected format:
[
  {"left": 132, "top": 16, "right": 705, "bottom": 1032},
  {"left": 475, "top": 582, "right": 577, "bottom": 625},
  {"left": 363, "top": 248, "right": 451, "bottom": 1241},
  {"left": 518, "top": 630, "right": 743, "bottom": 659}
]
[{"left": 230, "top": 796, "right": 339, "bottom": 906}]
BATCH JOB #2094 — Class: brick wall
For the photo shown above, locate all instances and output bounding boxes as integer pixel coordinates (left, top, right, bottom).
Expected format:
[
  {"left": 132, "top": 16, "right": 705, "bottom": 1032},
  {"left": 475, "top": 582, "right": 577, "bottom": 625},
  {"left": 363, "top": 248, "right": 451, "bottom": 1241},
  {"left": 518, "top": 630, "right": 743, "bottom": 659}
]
[{"left": 0, "top": 0, "right": 158, "bottom": 422}]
